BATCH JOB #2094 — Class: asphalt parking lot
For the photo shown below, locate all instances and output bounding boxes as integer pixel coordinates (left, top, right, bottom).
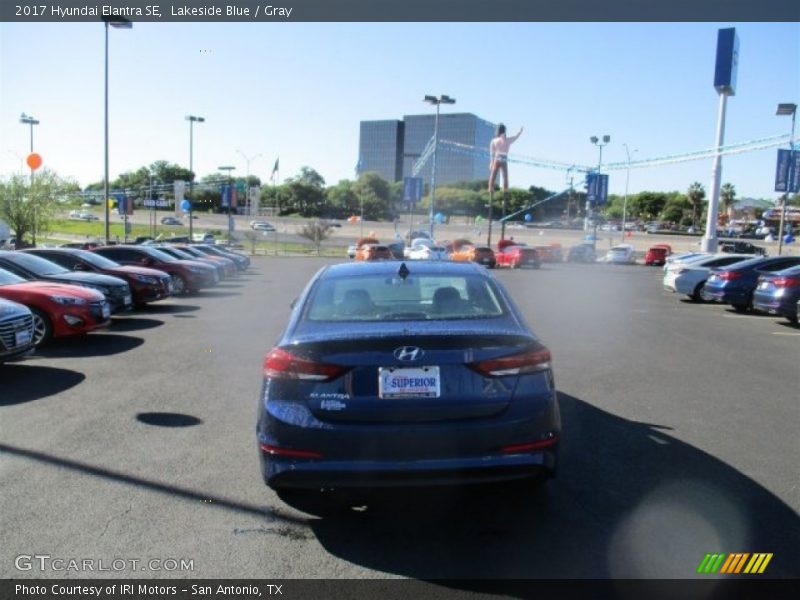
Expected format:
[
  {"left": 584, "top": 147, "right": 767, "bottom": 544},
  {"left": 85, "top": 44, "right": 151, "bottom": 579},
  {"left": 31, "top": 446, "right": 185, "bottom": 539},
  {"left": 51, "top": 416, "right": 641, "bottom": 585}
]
[{"left": 1, "top": 257, "right": 798, "bottom": 581}]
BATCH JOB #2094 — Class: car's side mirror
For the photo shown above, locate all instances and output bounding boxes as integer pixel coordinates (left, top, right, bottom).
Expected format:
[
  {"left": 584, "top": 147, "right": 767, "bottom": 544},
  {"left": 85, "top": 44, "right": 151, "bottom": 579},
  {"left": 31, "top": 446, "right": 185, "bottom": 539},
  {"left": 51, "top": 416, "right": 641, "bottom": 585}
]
[{"left": 290, "top": 298, "right": 298, "bottom": 309}]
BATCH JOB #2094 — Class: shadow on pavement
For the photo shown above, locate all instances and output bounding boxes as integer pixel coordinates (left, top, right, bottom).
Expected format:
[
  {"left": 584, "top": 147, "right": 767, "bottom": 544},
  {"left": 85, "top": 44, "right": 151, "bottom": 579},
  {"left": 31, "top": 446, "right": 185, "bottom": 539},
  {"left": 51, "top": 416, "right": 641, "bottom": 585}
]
[
  {"left": 302, "top": 393, "right": 799, "bottom": 580},
  {"left": 192, "top": 290, "right": 242, "bottom": 299},
  {"left": 136, "top": 412, "right": 203, "bottom": 427},
  {"left": 136, "top": 303, "right": 201, "bottom": 315},
  {"left": 109, "top": 317, "right": 164, "bottom": 332},
  {"left": 0, "top": 365, "right": 86, "bottom": 406},
  {"left": 0, "top": 442, "right": 307, "bottom": 528},
  {"left": 33, "top": 333, "right": 144, "bottom": 358}
]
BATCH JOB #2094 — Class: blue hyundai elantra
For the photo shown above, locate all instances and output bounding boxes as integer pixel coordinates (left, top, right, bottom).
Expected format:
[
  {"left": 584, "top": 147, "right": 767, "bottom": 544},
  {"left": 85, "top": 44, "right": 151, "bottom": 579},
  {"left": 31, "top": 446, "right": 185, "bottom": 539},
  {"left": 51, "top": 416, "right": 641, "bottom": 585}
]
[{"left": 257, "top": 260, "right": 560, "bottom": 503}]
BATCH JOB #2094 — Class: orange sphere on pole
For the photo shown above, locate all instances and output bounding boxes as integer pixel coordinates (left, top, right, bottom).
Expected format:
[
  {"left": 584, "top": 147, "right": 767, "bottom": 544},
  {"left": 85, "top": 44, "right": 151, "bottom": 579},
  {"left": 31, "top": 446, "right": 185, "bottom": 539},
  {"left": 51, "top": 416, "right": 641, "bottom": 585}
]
[{"left": 26, "top": 153, "right": 43, "bottom": 170}]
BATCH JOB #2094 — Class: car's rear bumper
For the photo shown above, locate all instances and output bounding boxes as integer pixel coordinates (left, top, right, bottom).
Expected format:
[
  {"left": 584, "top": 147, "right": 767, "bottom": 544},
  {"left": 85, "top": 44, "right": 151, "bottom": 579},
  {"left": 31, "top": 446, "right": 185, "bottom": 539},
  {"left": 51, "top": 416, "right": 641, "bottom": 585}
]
[
  {"left": 257, "top": 395, "right": 560, "bottom": 489},
  {"left": 259, "top": 450, "right": 557, "bottom": 489}
]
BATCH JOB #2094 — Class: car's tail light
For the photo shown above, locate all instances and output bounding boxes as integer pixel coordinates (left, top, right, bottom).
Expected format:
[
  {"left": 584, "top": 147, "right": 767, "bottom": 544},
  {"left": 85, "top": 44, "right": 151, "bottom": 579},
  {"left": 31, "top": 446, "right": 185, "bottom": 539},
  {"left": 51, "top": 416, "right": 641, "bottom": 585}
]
[
  {"left": 717, "top": 271, "right": 743, "bottom": 281},
  {"left": 773, "top": 276, "right": 800, "bottom": 288},
  {"left": 263, "top": 348, "right": 348, "bottom": 381},
  {"left": 469, "top": 347, "right": 552, "bottom": 377}
]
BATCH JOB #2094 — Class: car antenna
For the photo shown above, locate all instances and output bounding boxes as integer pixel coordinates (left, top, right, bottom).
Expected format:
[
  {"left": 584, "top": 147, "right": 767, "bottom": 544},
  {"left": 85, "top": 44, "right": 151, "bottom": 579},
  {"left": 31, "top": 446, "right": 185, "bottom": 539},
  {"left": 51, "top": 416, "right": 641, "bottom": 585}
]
[{"left": 398, "top": 262, "right": 410, "bottom": 280}]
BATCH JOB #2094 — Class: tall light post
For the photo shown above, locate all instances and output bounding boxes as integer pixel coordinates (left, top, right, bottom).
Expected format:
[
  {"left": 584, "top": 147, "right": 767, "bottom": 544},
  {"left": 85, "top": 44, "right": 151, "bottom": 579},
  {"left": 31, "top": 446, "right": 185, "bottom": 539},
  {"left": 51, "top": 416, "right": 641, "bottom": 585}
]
[
  {"left": 776, "top": 102, "right": 797, "bottom": 256},
  {"left": 102, "top": 17, "right": 132, "bottom": 245},
  {"left": 186, "top": 115, "right": 205, "bottom": 240},
  {"left": 218, "top": 165, "right": 236, "bottom": 240},
  {"left": 19, "top": 113, "right": 39, "bottom": 155},
  {"left": 237, "top": 150, "right": 262, "bottom": 216},
  {"left": 589, "top": 135, "right": 610, "bottom": 250},
  {"left": 424, "top": 94, "right": 456, "bottom": 239},
  {"left": 621, "top": 144, "right": 637, "bottom": 244},
  {"left": 19, "top": 113, "right": 40, "bottom": 244}
]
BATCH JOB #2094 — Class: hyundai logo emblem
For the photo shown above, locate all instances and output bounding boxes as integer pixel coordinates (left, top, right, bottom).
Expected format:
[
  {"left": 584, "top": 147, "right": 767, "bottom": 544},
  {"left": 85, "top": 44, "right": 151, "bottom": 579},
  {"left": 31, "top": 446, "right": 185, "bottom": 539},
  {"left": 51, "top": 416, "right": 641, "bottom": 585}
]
[{"left": 394, "top": 346, "right": 424, "bottom": 361}]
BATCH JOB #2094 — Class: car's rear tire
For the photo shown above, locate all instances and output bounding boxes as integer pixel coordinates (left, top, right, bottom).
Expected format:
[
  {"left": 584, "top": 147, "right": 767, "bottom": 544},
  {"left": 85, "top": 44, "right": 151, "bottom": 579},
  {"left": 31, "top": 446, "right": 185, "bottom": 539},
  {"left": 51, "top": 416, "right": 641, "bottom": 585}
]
[
  {"left": 30, "top": 308, "right": 53, "bottom": 346},
  {"left": 732, "top": 302, "right": 749, "bottom": 313}
]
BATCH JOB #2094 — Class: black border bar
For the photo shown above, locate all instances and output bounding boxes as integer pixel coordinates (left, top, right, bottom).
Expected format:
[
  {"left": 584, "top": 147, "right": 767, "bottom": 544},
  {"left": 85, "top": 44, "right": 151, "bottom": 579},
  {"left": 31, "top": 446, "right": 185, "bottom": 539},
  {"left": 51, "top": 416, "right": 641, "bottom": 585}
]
[
  {"left": 3, "top": 579, "right": 800, "bottom": 600},
  {"left": 3, "top": 0, "right": 800, "bottom": 23}
]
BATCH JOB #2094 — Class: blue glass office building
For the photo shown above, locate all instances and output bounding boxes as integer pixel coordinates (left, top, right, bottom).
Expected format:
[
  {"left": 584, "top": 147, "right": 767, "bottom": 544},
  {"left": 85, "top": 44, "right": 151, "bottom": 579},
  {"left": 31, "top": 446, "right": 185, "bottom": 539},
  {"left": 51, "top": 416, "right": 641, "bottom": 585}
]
[{"left": 359, "top": 113, "right": 495, "bottom": 184}]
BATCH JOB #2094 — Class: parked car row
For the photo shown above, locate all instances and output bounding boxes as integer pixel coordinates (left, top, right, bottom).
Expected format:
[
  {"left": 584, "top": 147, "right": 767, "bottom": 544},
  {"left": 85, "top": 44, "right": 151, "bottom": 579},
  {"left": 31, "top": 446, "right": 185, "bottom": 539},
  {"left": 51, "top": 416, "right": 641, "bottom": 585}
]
[
  {"left": 663, "top": 252, "right": 800, "bottom": 324},
  {"left": 0, "top": 243, "right": 250, "bottom": 351}
]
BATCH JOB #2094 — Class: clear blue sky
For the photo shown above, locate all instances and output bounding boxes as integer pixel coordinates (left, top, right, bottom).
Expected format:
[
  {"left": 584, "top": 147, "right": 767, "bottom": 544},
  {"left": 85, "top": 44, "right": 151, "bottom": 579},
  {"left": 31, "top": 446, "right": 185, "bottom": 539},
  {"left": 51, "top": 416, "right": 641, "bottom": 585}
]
[{"left": 1, "top": 22, "right": 798, "bottom": 200}]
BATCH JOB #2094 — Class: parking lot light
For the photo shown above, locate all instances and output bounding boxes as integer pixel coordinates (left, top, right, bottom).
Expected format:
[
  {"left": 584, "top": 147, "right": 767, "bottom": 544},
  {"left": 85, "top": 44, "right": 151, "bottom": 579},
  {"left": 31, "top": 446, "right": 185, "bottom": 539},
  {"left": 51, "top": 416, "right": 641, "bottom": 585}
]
[{"left": 776, "top": 103, "right": 796, "bottom": 256}]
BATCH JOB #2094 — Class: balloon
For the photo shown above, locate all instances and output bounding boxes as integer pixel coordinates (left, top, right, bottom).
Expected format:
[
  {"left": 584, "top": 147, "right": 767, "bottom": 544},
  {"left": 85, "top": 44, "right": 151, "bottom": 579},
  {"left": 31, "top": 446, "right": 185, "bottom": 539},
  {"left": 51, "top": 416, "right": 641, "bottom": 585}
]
[
  {"left": 107, "top": 198, "right": 116, "bottom": 208},
  {"left": 434, "top": 212, "right": 445, "bottom": 224},
  {"left": 26, "top": 153, "right": 42, "bottom": 170},
  {"left": 180, "top": 199, "right": 191, "bottom": 211},
  {"left": 784, "top": 234, "right": 795, "bottom": 244},
  {"left": 524, "top": 214, "right": 533, "bottom": 222}
]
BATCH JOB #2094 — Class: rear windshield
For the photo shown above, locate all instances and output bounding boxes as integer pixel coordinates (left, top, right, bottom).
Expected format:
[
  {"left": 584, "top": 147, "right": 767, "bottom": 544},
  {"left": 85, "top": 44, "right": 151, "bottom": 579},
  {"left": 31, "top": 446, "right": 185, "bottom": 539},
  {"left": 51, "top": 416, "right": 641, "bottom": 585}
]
[{"left": 305, "top": 273, "right": 506, "bottom": 321}]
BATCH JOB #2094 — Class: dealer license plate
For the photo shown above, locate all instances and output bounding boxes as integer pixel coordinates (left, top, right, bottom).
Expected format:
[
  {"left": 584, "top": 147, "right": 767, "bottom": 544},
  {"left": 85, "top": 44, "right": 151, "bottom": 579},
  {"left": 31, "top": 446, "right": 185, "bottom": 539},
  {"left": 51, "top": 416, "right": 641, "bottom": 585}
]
[
  {"left": 15, "top": 329, "right": 32, "bottom": 346},
  {"left": 379, "top": 366, "right": 441, "bottom": 399}
]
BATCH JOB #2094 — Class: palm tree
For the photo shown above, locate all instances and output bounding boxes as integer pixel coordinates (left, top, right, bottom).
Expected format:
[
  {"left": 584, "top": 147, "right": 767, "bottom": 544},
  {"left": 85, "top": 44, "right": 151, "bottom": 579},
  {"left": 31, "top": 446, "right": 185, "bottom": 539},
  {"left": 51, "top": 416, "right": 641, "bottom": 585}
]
[
  {"left": 720, "top": 183, "right": 737, "bottom": 218},
  {"left": 687, "top": 182, "right": 705, "bottom": 229}
]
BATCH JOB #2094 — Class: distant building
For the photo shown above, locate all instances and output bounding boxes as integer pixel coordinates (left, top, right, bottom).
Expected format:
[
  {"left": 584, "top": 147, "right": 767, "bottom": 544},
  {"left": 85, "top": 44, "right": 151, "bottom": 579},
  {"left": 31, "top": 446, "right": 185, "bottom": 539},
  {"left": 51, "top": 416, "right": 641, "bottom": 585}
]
[
  {"left": 358, "top": 120, "right": 404, "bottom": 183},
  {"left": 358, "top": 113, "right": 495, "bottom": 184}
]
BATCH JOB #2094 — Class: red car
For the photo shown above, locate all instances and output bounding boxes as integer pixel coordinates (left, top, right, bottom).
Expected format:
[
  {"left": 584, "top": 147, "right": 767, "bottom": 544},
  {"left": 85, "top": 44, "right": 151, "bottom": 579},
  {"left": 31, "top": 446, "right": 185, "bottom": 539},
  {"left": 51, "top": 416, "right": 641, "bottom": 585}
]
[
  {"left": 645, "top": 244, "right": 672, "bottom": 266},
  {"left": 495, "top": 239, "right": 541, "bottom": 269},
  {"left": 92, "top": 245, "right": 218, "bottom": 295},
  {"left": 0, "top": 267, "right": 110, "bottom": 346},
  {"left": 24, "top": 248, "right": 172, "bottom": 307}
]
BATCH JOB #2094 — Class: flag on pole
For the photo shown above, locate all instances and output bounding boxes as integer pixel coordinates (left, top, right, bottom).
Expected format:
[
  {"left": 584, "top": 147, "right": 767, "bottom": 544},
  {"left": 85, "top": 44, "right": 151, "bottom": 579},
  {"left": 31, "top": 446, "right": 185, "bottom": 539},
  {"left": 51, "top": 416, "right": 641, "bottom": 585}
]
[
  {"left": 355, "top": 157, "right": 363, "bottom": 178},
  {"left": 270, "top": 158, "right": 279, "bottom": 183}
]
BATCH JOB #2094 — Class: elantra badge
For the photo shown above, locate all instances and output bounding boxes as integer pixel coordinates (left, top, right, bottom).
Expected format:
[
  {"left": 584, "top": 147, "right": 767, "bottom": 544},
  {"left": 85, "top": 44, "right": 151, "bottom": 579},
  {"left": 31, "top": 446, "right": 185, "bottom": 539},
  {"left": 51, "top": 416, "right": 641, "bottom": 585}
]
[{"left": 394, "top": 346, "right": 424, "bottom": 362}]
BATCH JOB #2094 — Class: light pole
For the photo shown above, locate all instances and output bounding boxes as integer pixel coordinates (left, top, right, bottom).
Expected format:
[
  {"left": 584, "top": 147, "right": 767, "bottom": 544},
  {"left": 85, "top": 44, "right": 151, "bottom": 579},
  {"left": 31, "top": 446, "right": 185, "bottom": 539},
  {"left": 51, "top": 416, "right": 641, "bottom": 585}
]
[
  {"left": 621, "top": 144, "right": 637, "bottom": 244},
  {"left": 424, "top": 94, "right": 456, "bottom": 239},
  {"left": 237, "top": 150, "right": 262, "bottom": 216},
  {"left": 186, "top": 115, "right": 205, "bottom": 240},
  {"left": 219, "top": 165, "right": 236, "bottom": 240},
  {"left": 19, "top": 113, "right": 39, "bottom": 155},
  {"left": 19, "top": 113, "right": 40, "bottom": 245},
  {"left": 776, "top": 103, "right": 797, "bottom": 256},
  {"left": 589, "top": 135, "right": 610, "bottom": 250},
  {"left": 102, "top": 17, "right": 132, "bottom": 245}
]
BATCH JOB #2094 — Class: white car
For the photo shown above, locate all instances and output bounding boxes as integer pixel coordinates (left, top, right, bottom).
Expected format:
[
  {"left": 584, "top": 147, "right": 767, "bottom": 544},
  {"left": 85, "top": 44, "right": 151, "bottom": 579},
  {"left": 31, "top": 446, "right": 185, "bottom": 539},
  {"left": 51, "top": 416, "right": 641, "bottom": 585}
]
[
  {"left": 407, "top": 244, "right": 449, "bottom": 261},
  {"left": 404, "top": 237, "right": 435, "bottom": 258},
  {"left": 347, "top": 244, "right": 357, "bottom": 259},
  {"left": 663, "top": 251, "right": 709, "bottom": 272},
  {"left": 251, "top": 221, "right": 276, "bottom": 231},
  {"left": 605, "top": 244, "right": 636, "bottom": 264},
  {"left": 663, "top": 254, "right": 754, "bottom": 301}
]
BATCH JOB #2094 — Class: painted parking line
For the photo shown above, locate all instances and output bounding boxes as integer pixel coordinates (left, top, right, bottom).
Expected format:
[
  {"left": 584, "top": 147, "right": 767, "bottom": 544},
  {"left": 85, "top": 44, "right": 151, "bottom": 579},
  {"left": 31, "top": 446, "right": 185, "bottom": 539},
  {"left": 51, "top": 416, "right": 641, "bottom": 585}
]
[{"left": 771, "top": 331, "right": 800, "bottom": 336}]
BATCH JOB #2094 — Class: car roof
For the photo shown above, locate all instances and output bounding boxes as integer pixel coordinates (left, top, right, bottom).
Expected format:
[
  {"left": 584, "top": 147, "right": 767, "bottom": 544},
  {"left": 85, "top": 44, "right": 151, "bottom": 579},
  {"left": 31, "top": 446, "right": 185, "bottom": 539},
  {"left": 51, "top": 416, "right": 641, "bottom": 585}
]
[{"left": 319, "top": 260, "right": 483, "bottom": 280}]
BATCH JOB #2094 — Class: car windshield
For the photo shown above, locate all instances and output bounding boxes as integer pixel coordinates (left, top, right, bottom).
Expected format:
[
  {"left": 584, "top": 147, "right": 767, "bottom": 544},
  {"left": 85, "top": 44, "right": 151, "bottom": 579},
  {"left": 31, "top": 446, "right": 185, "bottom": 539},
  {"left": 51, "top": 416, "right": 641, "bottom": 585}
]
[
  {"left": 305, "top": 273, "right": 506, "bottom": 321},
  {"left": 4, "top": 252, "right": 70, "bottom": 276},
  {"left": 0, "top": 268, "right": 26, "bottom": 285},
  {"left": 141, "top": 248, "right": 178, "bottom": 263},
  {"left": 161, "top": 247, "right": 196, "bottom": 260},
  {"left": 72, "top": 250, "right": 120, "bottom": 269}
]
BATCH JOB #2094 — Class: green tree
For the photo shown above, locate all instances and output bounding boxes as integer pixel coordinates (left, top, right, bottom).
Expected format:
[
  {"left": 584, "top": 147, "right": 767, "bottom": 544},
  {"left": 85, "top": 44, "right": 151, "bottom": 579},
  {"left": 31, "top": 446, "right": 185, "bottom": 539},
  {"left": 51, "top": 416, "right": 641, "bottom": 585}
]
[
  {"left": 0, "top": 170, "right": 72, "bottom": 245},
  {"left": 352, "top": 172, "right": 392, "bottom": 220},
  {"left": 720, "top": 182, "right": 736, "bottom": 216},
  {"left": 325, "top": 180, "right": 359, "bottom": 219},
  {"left": 297, "top": 221, "right": 335, "bottom": 254},
  {"left": 687, "top": 182, "right": 706, "bottom": 229},
  {"left": 633, "top": 191, "right": 669, "bottom": 221},
  {"left": 289, "top": 166, "right": 326, "bottom": 189}
]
